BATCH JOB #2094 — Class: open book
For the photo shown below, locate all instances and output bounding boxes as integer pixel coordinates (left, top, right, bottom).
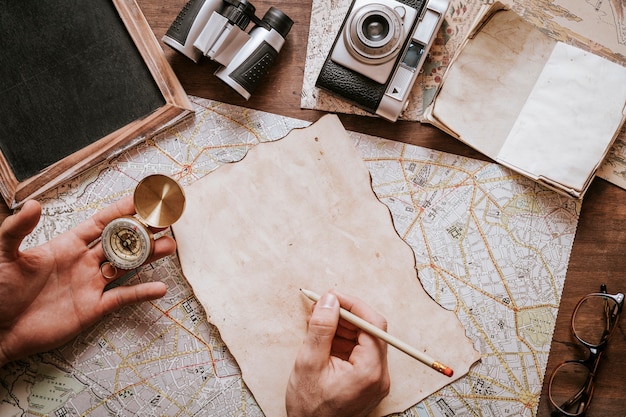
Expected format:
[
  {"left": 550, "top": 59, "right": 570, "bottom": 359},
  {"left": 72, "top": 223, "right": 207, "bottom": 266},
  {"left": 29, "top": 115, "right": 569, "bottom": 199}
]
[{"left": 423, "top": 2, "right": 626, "bottom": 198}]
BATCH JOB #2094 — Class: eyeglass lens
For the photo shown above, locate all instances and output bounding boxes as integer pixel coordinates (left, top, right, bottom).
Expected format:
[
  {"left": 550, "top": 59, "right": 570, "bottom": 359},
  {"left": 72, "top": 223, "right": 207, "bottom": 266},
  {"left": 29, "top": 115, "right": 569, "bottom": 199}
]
[
  {"left": 549, "top": 361, "right": 593, "bottom": 416},
  {"left": 572, "top": 295, "right": 619, "bottom": 346}
]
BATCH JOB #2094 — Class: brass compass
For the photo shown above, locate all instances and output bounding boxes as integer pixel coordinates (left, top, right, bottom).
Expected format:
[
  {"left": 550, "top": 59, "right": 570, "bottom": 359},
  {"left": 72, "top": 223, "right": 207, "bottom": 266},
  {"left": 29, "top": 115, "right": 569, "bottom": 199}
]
[{"left": 101, "top": 174, "right": 185, "bottom": 273}]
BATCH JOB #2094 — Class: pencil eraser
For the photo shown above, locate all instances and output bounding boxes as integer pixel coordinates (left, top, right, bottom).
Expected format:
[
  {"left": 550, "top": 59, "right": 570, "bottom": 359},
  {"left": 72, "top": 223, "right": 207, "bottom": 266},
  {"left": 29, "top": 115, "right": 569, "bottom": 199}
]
[{"left": 443, "top": 367, "right": 454, "bottom": 377}]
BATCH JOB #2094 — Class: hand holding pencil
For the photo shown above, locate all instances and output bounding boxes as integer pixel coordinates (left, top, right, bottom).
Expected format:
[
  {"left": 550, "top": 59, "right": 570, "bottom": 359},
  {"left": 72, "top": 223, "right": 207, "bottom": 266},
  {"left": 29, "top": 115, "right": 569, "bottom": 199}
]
[
  {"left": 301, "top": 289, "right": 454, "bottom": 378},
  {"left": 286, "top": 290, "right": 391, "bottom": 417}
]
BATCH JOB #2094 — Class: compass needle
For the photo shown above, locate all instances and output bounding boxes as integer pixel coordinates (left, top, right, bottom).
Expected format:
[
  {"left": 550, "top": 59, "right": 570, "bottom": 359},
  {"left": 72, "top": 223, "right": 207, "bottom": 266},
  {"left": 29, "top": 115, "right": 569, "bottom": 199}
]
[{"left": 102, "top": 217, "right": 153, "bottom": 269}]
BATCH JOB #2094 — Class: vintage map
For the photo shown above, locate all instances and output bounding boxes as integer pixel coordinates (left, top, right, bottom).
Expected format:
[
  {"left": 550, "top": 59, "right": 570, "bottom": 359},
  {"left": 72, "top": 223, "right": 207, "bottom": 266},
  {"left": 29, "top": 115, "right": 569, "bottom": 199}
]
[
  {"left": 0, "top": 97, "right": 580, "bottom": 416},
  {"left": 301, "top": 0, "right": 626, "bottom": 190}
]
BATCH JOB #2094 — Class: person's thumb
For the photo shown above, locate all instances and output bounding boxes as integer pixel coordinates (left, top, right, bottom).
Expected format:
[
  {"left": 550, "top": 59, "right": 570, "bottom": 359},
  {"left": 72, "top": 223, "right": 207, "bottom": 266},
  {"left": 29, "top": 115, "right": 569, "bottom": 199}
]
[
  {"left": 0, "top": 200, "right": 41, "bottom": 256},
  {"left": 301, "top": 292, "right": 340, "bottom": 369}
]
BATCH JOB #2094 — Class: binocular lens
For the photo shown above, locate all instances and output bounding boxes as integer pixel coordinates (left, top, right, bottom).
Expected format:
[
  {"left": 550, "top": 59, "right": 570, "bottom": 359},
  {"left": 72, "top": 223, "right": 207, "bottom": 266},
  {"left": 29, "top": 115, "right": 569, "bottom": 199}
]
[{"left": 262, "top": 7, "right": 294, "bottom": 38}]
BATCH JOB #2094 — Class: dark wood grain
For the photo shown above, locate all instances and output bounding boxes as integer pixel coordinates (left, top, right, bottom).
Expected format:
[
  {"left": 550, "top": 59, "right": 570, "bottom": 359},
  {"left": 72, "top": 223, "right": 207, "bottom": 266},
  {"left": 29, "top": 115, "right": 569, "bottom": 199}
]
[{"left": 1, "top": 1, "right": 624, "bottom": 415}]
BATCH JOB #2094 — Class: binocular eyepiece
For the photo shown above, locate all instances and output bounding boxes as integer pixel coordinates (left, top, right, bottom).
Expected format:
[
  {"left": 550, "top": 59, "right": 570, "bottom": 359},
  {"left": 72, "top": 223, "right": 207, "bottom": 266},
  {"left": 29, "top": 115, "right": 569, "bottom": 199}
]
[{"left": 163, "top": 0, "right": 293, "bottom": 99}]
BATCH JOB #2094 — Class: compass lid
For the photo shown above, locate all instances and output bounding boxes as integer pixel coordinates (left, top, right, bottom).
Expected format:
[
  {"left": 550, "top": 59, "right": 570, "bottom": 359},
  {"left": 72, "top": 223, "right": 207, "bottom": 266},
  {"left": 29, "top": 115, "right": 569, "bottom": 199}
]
[{"left": 133, "top": 174, "right": 186, "bottom": 228}]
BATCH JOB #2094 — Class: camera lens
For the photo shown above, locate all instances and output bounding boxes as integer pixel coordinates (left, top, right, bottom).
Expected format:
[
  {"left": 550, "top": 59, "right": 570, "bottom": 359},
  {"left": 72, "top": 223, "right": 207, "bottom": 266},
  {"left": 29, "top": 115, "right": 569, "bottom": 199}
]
[
  {"left": 345, "top": 4, "right": 403, "bottom": 63},
  {"left": 362, "top": 15, "right": 389, "bottom": 43}
]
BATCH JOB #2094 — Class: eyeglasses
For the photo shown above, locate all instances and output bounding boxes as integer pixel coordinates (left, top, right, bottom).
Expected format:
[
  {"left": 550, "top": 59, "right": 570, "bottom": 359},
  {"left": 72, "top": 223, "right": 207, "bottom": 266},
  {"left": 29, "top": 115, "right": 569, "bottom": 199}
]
[{"left": 548, "top": 284, "right": 624, "bottom": 416}]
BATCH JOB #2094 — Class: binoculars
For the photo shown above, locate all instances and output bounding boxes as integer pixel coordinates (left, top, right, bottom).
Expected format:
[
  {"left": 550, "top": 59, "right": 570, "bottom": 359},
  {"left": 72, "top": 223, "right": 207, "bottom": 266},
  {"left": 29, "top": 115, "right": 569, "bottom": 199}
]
[{"left": 163, "top": 0, "right": 293, "bottom": 99}]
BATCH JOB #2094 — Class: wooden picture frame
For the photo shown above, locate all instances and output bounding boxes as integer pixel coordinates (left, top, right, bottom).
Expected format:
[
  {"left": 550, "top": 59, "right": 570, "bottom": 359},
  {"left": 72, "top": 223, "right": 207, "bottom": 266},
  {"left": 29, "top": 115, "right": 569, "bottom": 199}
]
[{"left": 0, "top": 0, "right": 193, "bottom": 209}]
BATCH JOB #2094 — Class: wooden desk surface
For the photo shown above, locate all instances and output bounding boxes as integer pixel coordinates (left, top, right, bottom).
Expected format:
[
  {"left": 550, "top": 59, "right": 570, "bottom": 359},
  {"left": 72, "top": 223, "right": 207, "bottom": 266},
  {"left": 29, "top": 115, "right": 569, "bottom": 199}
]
[{"left": 2, "top": 1, "right": 624, "bottom": 415}]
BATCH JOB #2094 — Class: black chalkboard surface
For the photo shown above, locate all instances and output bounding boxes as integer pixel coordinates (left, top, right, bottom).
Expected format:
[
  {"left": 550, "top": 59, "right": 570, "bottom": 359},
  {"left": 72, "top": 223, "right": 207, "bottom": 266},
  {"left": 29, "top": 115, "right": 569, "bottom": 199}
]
[{"left": 0, "top": 0, "right": 192, "bottom": 208}]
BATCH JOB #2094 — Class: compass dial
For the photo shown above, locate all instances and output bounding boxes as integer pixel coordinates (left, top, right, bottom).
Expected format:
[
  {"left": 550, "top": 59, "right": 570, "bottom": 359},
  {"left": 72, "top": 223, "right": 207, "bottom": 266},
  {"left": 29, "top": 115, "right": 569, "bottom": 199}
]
[{"left": 101, "top": 216, "right": 154, "bottom": 270}]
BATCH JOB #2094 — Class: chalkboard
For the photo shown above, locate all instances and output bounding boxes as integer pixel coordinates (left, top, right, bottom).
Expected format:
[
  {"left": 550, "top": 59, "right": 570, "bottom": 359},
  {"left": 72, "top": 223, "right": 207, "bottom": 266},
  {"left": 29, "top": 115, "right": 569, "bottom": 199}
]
[{"left": 0, "top": 0, "right": 192, "bottom": 208}]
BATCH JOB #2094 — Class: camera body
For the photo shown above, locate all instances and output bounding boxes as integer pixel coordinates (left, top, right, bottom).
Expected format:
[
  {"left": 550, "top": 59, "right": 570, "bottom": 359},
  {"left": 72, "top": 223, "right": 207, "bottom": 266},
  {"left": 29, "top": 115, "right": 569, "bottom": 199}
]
[
  {"left": 163, "top": 0, "right": 293, "bottom": 99},
  {"left": 316, "top": 0, "right": 449, "bottom": 121}
]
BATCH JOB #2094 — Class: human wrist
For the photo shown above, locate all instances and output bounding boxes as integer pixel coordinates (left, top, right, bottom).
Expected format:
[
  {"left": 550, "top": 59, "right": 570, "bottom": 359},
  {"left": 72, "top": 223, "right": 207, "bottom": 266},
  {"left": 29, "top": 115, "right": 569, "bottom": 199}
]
[
  {"left": 0, "top": 335, "right": 15, "bottom": 368},
  {"left": 0, "top": 345, "right": 9, "bottom": 368}
]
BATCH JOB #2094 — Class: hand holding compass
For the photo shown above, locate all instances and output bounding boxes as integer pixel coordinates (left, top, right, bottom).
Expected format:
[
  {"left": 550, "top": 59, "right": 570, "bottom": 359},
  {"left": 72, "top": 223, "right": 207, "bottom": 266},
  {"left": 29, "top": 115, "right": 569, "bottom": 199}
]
[
  {"left": 0, "top": 192, "right": 178, "bottom": 366},
  {"left": 101, "top": 174, "right": 186, "bottom": 277}
]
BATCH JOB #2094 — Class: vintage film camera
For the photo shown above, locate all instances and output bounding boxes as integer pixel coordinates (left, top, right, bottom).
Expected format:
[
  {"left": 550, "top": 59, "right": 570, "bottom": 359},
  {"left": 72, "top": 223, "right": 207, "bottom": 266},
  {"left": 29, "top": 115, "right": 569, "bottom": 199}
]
[
  {"left": 316, "top": 0, "right": 449, "bottom": 121},
  {"left": 163, "top": 0, "right": 293, "bottom": 99}
]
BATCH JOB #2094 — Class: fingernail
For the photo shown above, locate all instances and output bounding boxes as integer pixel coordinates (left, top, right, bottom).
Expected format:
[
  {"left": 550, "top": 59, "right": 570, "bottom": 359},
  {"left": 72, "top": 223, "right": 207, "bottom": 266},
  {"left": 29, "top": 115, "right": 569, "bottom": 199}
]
[{"left": 318, "top": 293, "right": 338, "bottom": 309}]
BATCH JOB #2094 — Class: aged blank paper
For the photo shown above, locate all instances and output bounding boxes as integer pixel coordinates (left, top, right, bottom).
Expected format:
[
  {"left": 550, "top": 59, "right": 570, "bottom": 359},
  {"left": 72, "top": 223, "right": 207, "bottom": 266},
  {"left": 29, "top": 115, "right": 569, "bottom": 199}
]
[
  {"left": 424, "top": 3, "right": 626, "bottom": 198},
  {"left": 172, "top": 114, "right": 480, "bottom": 417}
]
